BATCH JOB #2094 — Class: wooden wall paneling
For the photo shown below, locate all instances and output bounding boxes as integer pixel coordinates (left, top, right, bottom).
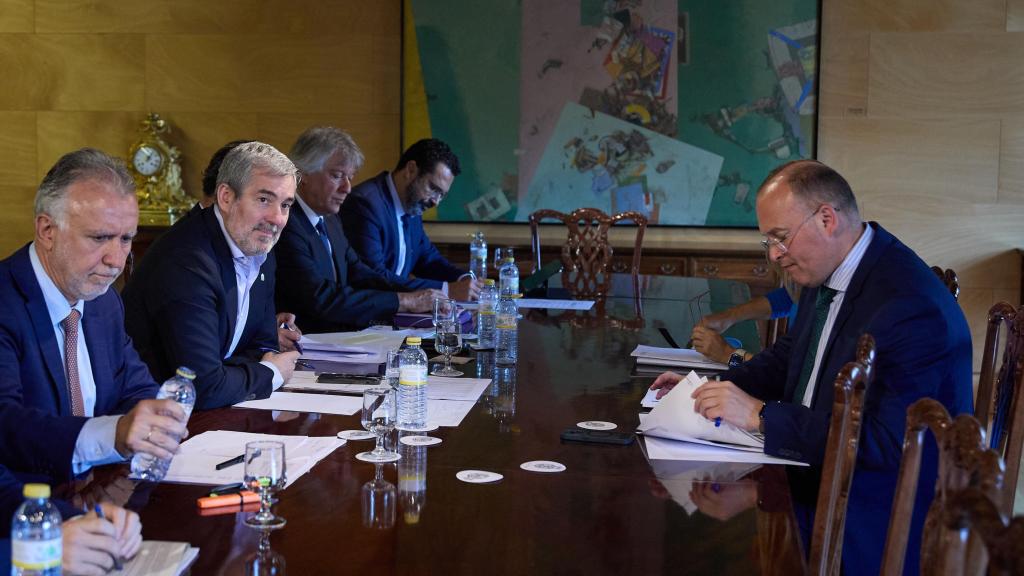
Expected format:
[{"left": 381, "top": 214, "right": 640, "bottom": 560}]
[
  {"left": 1009, "top": 0, "right": 1024, "bottom": 31},
  {"left": 158, "top": 112, "right": 260, "bottom": 201},
  {"left": 372, "top": 34, "right": 402, "bottom": 115},
  {"left": 1000, "top": 117, "right": 1024, "bottom": 202},
  {"left": 36, "top": 112, "right": 142, "bottom": 181},
  {"left": 0, "top": 185, "right": 40, "bottom": 253},
  {"left": 0, "top": 35, "right": 145, "bottom": 111},
  {"left": 869, "top": 32, "right": 1024, "bottom": 118},
  {"left": 819, "top": 118, "right": 1000, "bottom": 202},
  {"left": 818, "top": 3, "right": 869, "bottom": 118},
  {"left": 827, "top": 0, "right": 1007, "bottom": 32},
  {"left": 257, "top": 113, "right": 401, "bottom": 178},
  {"left": 0, "top": 0, "right": 34, "bottom": 33},
  {"left": 0, "top": 112, "right": 37, "bottom": 186}
]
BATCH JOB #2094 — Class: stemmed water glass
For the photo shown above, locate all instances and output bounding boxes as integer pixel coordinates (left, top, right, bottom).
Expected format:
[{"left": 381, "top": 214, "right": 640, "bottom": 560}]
[
  {"left": 433, "top": 297, "right": 456, "bottom": 329},
  {"left": 361, "top": 463, "right": 396, "bottom": 530},
  {"left": 431, "top": 320, "right": 463, "bottom": 377},
  {"left": 357, "top": 387, "right": 401, "bottom": 463},
  {"left": 243, "top": 440, "right": 287, "bottom": 529},
  {"left": 493, "top": 247, "right": 505, "bottom": 275}
]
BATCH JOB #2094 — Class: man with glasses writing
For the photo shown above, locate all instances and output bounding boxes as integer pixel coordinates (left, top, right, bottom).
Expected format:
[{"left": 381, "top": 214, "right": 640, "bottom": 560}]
[
  {"left": 341, "top": 139, "right": 480, "bottom": 301},
  {"left": 651, "top": 160, "right": 972, "bottom": 574}
]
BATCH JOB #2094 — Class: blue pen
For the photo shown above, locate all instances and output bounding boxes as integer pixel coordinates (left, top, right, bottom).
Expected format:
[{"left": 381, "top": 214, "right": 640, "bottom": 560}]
[
  {"left": 278, "top": 323, "right": 304, "bottom": 354},
  {"left": 93, "top": 504, "right": 124, "bottom": 570},
  {"left": 259, "top": 346, "right": 313, "bottom": 370},
  {"left": 714, "top": 417, "right": 722, "bottom": 427}
]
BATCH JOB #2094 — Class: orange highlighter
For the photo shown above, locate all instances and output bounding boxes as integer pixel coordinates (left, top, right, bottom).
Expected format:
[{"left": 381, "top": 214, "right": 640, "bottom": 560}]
[{"left": 197, "top": 490, "right": 259, "bottom": 509}]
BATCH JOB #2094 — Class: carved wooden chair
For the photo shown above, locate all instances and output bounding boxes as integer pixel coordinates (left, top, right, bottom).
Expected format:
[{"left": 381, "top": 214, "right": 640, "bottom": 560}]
[
  {"left": 930, "top": 266, "right": 960, "bottom": 301},
  {"left": 880, "top": 400, "right": 1005, "bottom": 575},
  {"left": 808, "top": 333, "right": 876, "bottom": 576},
  {"left": 528, "top": 207, "right": 647, "bottom": 300},
  {"left": 942, "top": 486, "right": 1024, "bottom": 576},
  {"left": 975, "top": 302, "right": 1024, "bottom": 514}
]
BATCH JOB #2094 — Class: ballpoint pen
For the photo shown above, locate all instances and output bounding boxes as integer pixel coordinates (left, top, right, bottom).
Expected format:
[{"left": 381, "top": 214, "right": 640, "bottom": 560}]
[
  {"left": 259, "top": 346, "right": 314, "bottom": 370},
  {"left": 94, "top": 504, "right": 124, "bottom": 570},
  {"left": 278, "top": 322, "right": 304, "bottom": 354},
  {"left": 215, "top": 454, "right": 245, "bottom": 470}
]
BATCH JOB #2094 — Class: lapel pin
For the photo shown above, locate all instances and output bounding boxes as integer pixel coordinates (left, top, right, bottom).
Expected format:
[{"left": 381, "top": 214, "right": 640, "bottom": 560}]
[{"left": 260, "top": 273, "right": 264, "bottom": 282}]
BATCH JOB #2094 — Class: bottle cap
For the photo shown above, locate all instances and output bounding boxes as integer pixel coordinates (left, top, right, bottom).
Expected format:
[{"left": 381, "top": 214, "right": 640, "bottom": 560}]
[
  {"left": 406, "top": 337, "right": 422, "bottom": 346},
  {"left": 176, "top": 366, "right": 197, "bottom": 380},
  {"left": 484, "top": 279, "right": 495, "bottom": 286},
  {"left": 23, "top": 484, "right": 50, "bottom": 499}
]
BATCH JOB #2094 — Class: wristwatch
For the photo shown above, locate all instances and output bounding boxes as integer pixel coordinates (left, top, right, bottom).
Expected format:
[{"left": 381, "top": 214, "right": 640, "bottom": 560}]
[{"left": 727, "top": 348, "right": 747, "bottom": 368}]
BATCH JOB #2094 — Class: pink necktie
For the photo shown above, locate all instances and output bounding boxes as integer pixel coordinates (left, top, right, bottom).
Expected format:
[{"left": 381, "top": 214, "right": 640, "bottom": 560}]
[{"left": 62, "top": 309, "right": 85, "bottom": 417}]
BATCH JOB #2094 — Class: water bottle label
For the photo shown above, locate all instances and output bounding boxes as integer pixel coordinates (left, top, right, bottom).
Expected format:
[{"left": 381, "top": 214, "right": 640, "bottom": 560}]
[
  {"left": 497, "top": 315, "right": 516, "bottom": 329},
  {"left": 479, "top": 308, "right": 496, "bottom": 315},
  {"left": 12, "top": 538, "right": 61, "bottom": 569},
  {"left": 399, "top": 365, "right": 427, "bottom": 386}
]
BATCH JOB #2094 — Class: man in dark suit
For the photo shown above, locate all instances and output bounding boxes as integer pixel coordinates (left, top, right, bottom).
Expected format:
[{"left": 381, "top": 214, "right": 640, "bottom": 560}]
[
  {"left": 0, "top": 148, "right": 188, "bottom": 482},
  {"left": 275, "top": 126, "right": 442, "bottom": 332},
  {"left": 123, "top": 142, "right": 300, "bottom": 410},
  {"left": 651, "top": 160, "right": 973, "bottom": 574},
  {"left": 341, "top": 138, "right": 480, "bottom": 301}
]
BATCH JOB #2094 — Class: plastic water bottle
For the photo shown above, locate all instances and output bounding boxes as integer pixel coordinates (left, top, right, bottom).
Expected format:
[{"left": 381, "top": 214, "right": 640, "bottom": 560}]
[
  {"left": 130, "top": 366, "right": 196, "bottom": 482},
  {"left": 495, "top": 296, "right": 518, "bottom": 365},
  {"left": 469, "top": 231, "right": 487, "bottom": 280},
  {"left": 397, "top": 337, "right": 428, "bottom": 430},
  {"left": 499, "top": 254, "right": 519, "bottom": 297},
  {"left": 494, "top": 365, "right": 518, "bottom": 433},
  {"left": 398, "top": 439, "right": 427, "bottom": 525},
  {"left": 11, "top": 484, "right": 61, "bottom": 576},
  {"left": 476, "top": 279, "right": 498, "bottom": 349}
]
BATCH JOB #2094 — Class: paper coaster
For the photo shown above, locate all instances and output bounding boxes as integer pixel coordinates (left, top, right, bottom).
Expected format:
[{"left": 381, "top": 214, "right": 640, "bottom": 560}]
[
  {"left": 400, "top": 435, "right": 442, "bottom": 447},
  {"left": 355, "top": 451, "right": 401, "bottom": 463},
  {"left": 456, "top": 470, "right": 503, "bottom": 484},
  {"left": 577, "top": 421, "right": 617, "bottom": 431},
  {"left": 337, "top": 430, "right": 375, "bottom": 441},
  {"left": 520, "top": 461, "right": 566, "bottom": 473},
  {"left": 396, "top": 424, "right": 439, "bottom": 433}
]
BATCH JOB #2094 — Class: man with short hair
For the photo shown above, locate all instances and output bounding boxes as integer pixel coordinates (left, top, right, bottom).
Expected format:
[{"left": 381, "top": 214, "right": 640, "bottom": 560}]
[
  {"left": 198, "top": 139, "right": 253, "bottom": 210},
  {"left": 0, "top": 148, "right": 188, "bottom": 482},
  {"left": 275, "top": 126, "right": 443, "bottom": 331},
  {"left": 342, "top": 138, "right": 481, "bottom": 301},
  {"left": 124, "top": 142, "right": 300, "bottom": 410},
  {"left": 651, "top": 160, "right": 973, "bottom": 574}
]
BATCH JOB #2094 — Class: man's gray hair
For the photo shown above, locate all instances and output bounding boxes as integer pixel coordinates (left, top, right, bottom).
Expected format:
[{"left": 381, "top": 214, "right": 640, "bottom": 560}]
[
  {"left": 34, "top": 148, "right": 136, "bottom": 225},
  {"left": 289, "top": 126, "right": 364, "bottom": 175},
  {"left": 216, "top": 141, "right": 298, "bottom": 197}
]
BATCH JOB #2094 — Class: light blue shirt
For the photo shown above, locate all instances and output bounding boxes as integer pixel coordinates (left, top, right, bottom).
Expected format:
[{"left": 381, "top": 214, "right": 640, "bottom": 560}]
[
  {"left": 384, "top": 173, "right": 408, "bottom": 277},
  {"left": 28, "top": 243, "right": 124, "bottom": 474}
]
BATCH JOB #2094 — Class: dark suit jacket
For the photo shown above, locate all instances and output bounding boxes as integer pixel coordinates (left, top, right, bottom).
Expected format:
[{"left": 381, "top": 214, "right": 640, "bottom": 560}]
[
  {"left": 342, "top": 171, "right": 465, "bottom": 291},
  {"left": 724, "top": 222, "right": 973, "bottom": 575},
  {"left": 274, "top": 208, "right": 399, "bottom": 332},
  {"left": 0, "top": 246, "right": 157, "bottom": 481},
  {"left": 123, "top": 207, "right": 278, "bottom": 410}
]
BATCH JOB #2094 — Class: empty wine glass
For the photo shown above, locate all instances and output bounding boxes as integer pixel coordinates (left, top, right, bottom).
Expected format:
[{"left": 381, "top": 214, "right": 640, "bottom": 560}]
[
  {"left": 433, "top": 297, "right": 455, "bottom": 330},
  {"left": 357, "top": 387, "right": 400, "bottom": 463},
  {"left": 361, "top": 463, "right": 396, "bottom": 530},
  {"left": 431, "top": 320, "right": 463, "bottom": 377},
  {"left": 492, "top": 247, "right": 505, "bottom": 275},
  {"left": 385, "top": 349, "right": 401, "bottom": 391},
  {"left": 243, "top": 441, "right": 287, "bottom": 529}
]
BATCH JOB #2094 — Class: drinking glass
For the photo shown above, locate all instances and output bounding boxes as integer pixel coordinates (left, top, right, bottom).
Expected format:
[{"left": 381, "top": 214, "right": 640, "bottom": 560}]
[
  {"left": 431, "top": 320, "right": 463, "bottom": 377},
  {"left": 432, "top": 297, "right": 455, "bottom": 329},
  {"left": 492, "top": 247, "right": 505, "bottom": 273},
  {"left": 361, "top": 464, "right": 396, "bottom": 530},
  {"left": 243, "top": 441, "right": 287, "bottom": 529},
  {"left": 357, "top": 387, "right": 400, "bottom": 463},
  {"left": 385, "top": 349, "right": 401, "bottom": 391}
]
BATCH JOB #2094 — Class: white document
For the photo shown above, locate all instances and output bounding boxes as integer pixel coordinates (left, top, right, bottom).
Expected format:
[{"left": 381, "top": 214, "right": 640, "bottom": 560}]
[
  {"left": 427, "top": 376, "right": 490, "bottom": 401},
  {"left": 163, "top": 430, "right": 344, "bottom": 487},
  {"left": 631, "top": 344, "right": 728, "bottom": 371},
  {"left": 643, "top": 436, "right": 806, "bottom": 466},
  {"left": 282, "top": 371, "right": 380, "bottom": 394},
  {"left": 640, "top": 387, "right": 661, "bottom": 408},
  {"left": 638, "top": 372, "right": 763, "bottom": 449},
  {"left": 120, "top": 541, "right": 197, "bottom": 576},
  {"left": 427, "top": 399, "right": 476, "bottom": 428},
  {"left": 234, "top": 391, "right": 361, "bottom": 415},
  {"left": 457, "top": 299, "right": 594, "bottom": 310},
  {"left": 298, "top": 328, "right": 408, "bottom": 364}
]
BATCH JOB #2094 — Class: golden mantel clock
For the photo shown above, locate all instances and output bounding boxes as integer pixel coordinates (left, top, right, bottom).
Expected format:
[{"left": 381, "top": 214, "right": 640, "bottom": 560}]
[{"left": 128, "top": 113, "right": 192, "bottom": 226}]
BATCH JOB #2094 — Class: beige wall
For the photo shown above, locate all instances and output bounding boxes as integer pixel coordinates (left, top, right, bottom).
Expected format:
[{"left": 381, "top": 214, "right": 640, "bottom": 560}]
[{"left": 0, "top": 0, "right": 401, "bottom": 254}]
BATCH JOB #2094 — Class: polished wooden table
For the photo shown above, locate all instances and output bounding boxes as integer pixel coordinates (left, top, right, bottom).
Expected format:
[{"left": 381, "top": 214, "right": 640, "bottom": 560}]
[{"left": 89, "top": 276, "right": 807, "bottom": 575}]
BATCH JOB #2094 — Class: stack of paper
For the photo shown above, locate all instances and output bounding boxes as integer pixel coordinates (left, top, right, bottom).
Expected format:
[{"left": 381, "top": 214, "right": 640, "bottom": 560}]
[
  {"left": 163, "top": 431, "right": 344, "bottom": 487},
  {"left": 298, "top": 328, "right": 409, "bottom": 364},
  {"left": 458, "top": 299, "right": 595, "bottom": 310},
  {"left": 234, "top": 391, "right": 362, "bottom": 415},
  {"left": 121, "top": 541, "right": 199, "bottom": 576},
  {"left": 631, "top": 344, "right": 728, "bottom": 371}
]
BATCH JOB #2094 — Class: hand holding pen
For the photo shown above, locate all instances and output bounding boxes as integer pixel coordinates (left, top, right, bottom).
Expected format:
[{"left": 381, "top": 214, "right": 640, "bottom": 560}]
[{"left": 275, "top": 312, "right": 303, "bottom": 354}]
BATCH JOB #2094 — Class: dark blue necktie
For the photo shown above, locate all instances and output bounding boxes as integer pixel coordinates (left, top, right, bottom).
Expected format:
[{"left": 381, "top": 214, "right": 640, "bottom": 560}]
[
  {"left": 314, "top": 217, "right": 336, "bottom": 277},
  {"left": 793, "top": 286, "right": 838, "bottom": 405}
]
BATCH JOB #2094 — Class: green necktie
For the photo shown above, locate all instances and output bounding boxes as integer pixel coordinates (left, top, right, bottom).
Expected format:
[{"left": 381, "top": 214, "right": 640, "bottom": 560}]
[{"left": 792, "top": 286, "right": 838, "bottom": 405}]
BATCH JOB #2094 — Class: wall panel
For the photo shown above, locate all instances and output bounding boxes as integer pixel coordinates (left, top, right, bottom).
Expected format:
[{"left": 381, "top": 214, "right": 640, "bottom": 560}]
[
  {"left": 1000, "top": 117, "right": 1024, "bottom": 202},
  {"left": 0, "top": 0, "right": 34, "bottom": 33},
  {"left": 0, "top": 112, "right": 37, "bottom": 186}
]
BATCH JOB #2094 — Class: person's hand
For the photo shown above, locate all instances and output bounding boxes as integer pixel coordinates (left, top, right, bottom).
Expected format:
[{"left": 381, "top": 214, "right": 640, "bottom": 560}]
[
  {"left": 61, "top": 513, "right": 119, "bottom": 576},
  {"left": 697, "top": 311, "right": 735, "bottom": 332},
  {"left": 115, "top": 399, "right": 188, "bottom": 460},
  {"left": 262, "top": 350, "right": 300, "bottom": 383},
  {"left": 398, "top": 289, "right": 445, "bottom": 313},
  {"left": 98, "top": 503, "right": 142, "bottom": 560},
  {"left": 691, "top": 380, "right": 761, "bottom": 432},
  {"left": 690, "top": 478, "right": 758, "bottom": 521},
  {"left": 276, "top": 312, "right": 301, "bottom": 353},
  {"left": 690, "top": 326, "right": 735, "bottom": 365},
  {"left": 650, "top": 371, "right": 684, "bottom": 400},
  {"left": 448, "top": 277, "right": 482, "bottom": 301}
]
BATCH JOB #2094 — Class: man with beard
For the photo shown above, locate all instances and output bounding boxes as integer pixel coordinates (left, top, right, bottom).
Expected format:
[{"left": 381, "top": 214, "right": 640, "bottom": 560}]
[
  {"left": 341, "top": 138, "right": 481, "bottom": 300},
  {"left": 124, "top": 142, "right": 300, "bottom": 409}
]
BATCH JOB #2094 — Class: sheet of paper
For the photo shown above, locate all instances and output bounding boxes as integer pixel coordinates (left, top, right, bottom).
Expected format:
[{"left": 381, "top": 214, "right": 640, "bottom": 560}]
[
  {"left": 164, "top": 430, "right": 344, "bottom": 487},
  {"left": 428, "top": 376, "right": 490, "bottom": 401},
  {"left": 640, "top": 387, "right": 661, "bottom": 408},
  {"left": 631, "top": 344, "right": 728, "bottom": 371},
  {"left": 298, "top": 328, "right": 409, "bottom": 364},
  {"left": 427, "top": 399, "right": 476, "bottom": 428},
  {"left": 643, "top": 436, "right": 807, "bottom": 466},
  {"left": 282, "top": 381, "right": 377, "bottom": 394},
  {"left": 120, "top": 541, "right": 194, "bottom": 576},
  {"left": 234, "top": 392, "right": 361, "bottom": 415},
  {"left": 457, "top": 299, "right": 594, "bottom": 310}
]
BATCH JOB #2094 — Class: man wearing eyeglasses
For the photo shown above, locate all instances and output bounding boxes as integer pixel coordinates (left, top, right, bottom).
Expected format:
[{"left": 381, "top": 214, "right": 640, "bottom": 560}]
[
  {"left": 651, "top": 159, "right": 972, "bottom": 575},
  {"left": 341, "top": 138, "right": 481, "bottom": 301}
]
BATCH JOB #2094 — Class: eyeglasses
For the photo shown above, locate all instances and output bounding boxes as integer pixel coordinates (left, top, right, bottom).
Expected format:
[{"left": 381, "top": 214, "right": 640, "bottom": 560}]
[{"left": 761, "top": 205, "right": 833, "bottom": 258}]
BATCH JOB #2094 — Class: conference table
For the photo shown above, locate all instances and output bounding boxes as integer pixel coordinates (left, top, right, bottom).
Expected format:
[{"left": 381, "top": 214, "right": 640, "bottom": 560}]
[{"left": 82, "top": 274, "right": 810, "bottom": 575}]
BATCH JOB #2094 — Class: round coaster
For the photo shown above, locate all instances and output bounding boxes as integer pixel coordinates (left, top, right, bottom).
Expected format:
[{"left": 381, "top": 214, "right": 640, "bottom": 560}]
[
  {"left": 400, "top": 435, "right": 442, "bottom": 447},
  {"left": 338, "top": 430, "right": 375, "bottom": 441},
  {"left": 520, "top": 460, "right": 566, "bottom": 473},
  {"left": 396, "top": 424, "right": 439, "bottom": 433},
  {"left": 456, "top": 470, "right": 503, "bottom": 484},
  {"left": 577, "top": 420, "right": 617, "bottom": 431},
  {"left": 355, "top": 451, "right": 401, "bottom": 463}
]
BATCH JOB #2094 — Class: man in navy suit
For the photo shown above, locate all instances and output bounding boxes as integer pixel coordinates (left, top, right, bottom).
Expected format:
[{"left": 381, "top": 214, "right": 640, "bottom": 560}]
[
  {"left": 651, "top": 160, "right": 973, "bottom": 574},
  {"left": 341, "top": 138, "right": 480, "bottom": 301},
  {"left": 0, "top": 148, "right": 188, "bottom": 482},
  {"left": 123, "top": 142, "right": 300, "bottom": 410},
  {"left": 275, "top": 126, "right": 443, "bottom": 332}
]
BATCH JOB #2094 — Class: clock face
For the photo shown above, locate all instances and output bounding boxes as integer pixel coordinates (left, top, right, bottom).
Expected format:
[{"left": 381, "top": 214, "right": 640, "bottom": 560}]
[{"left": 132, "top": 145, "right": 164, "bottom": 176}]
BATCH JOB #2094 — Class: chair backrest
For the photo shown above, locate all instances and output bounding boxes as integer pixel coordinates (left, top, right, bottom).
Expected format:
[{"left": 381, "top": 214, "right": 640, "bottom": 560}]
[
  {"left": 809, "top": 333, "right": 876, "bottom": 576},
  {"left": 975, "top": 302, "right": 1024, "bottom": 514},
  {"left": 942, "top": 486, "right": 1024, "bottom": 576},
  {"left": 930, "top": 266, "right": 961, "bottom": 301},
  {"left": 528, "top": 207, "right": 647, "bottom": 299},
  {"left": 880, "top": 401, "right": 1005, "bottom": 576}
]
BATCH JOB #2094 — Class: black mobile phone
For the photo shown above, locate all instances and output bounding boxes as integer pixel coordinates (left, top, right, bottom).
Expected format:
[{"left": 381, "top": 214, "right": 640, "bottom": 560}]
[
  {"left": 317, "top": 373, "right": 379, "bottom": 384},
  {"left": 560, "top": 427, "right": 635, "bottom": 446}
]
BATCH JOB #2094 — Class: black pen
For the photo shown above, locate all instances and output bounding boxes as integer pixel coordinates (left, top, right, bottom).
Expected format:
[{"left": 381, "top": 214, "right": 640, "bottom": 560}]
[
  {"left": 209, "top": 482, "right": 246, "bottom": 496},
  {"left": 94, "top": 504, "right": 124, "bottom": 570},
  {"left": 278, "top": 322, "right": 304, "bottom": 354},
  {"left": 259, "top": 346, "right": 314, "bottom": 370},
  {"left": 215, "top": 454, "right": 245, "bottom": 470}
]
